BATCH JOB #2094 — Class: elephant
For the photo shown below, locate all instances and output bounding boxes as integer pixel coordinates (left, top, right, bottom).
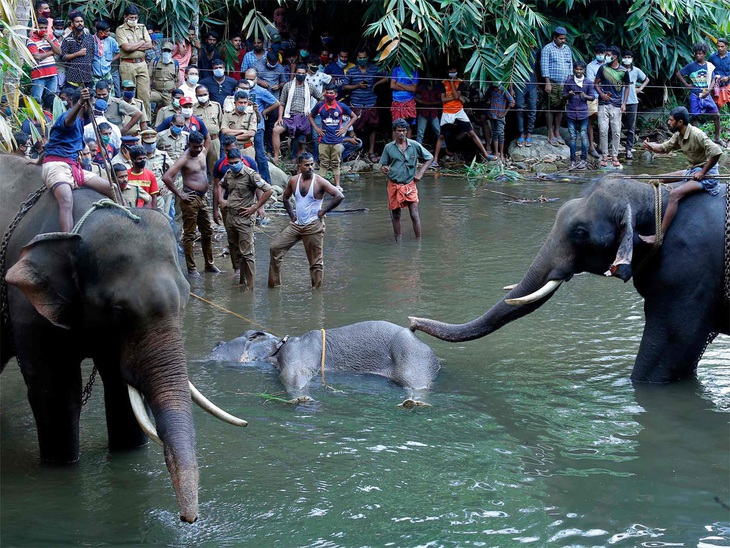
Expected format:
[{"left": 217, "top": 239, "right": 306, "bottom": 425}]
[
  {"left": 208, "top": 321, "right": 441, "bottom": 406},
  {"left": 410, "top": 175, "right": 729, "bottom": 383},
  {"left": 0, "top": 155, "right": 245, "bottom": 523}
]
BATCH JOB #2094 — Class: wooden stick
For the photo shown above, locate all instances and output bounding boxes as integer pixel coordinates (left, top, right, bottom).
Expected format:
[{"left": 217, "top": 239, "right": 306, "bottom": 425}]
[{"left": 87, "top": 103, "right": 121, "bottom": 203}]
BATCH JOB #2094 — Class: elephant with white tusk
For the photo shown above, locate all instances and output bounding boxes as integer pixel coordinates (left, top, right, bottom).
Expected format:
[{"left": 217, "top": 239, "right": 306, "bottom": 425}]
[
  {"left": 209, "top": 321, "right": 441, "bottom": 406},
  {"left": 1, "top": 155, "right": 245, "bottom": 524},
  {"left": 411, "top": 175, "right": 729, "bottom": 383}
]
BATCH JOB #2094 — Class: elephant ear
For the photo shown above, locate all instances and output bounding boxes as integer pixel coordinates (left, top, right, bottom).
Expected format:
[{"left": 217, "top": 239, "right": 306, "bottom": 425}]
[
  {"left": 5, "top": 232, "right": 82, "bottom": 329},
  {"left": 604, "top": 204, "right": 634, "bottom": 282}
]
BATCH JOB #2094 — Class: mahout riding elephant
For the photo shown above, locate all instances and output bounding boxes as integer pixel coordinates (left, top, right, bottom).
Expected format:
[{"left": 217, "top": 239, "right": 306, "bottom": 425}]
[
  {"left": 209, "top": 321, "right": 441, "bottom": 405},
  {"left": 410, "top": 175, "right": 728, "bottom": 383},
  {"left": 0, "top": 155, "right": 245, "bottom": 523}
]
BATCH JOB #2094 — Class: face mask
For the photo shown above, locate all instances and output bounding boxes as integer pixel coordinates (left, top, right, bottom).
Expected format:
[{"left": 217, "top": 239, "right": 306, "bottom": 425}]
[
  {"left": 101, "top": 135, "right": 111, "bottom": 145},
  {"left": 38, "top": 31, "right": 46, "bottom": 38},
  {"left": 80, "top": 156, "right": 91, "bottom": 167},
  {"left": 188, "top": 75, "right": 199, "bottom": 85},
  {"left": 337, "top": 58, "right": 347, "bottom": 68},
  {"left": 151, "top": 32, "right": 163, "bottom": 42},
  {"left": 162, "top": 52, "right": 172, "bottom": 63},
  {"left": 357, "top": 58, "right": 368, "bottom": 67},
  {"left": 320, "top": 55, "right": 329, "bottom": 64},
  {"left": 622, "top": 58, "right": 632, "bottom": 66},
  {"left": 171, "top": 125, "right": 183, "bottom": 135},
  {"left": 236, "top": 105, "right": 247, "bottom": 113},
  {"left": 229, "top": 162, "right": 243, "bottom": 173},
  {"left": 295, "top": 73, "right": 306, "bottom": 82},
  {"left": 133, "top": 159, "right": 147, "bottom": 169},
  {"left": 246, "top": 79, "right": 256, "bottom": 88},
  {"left": 181, "top": 107, "right": 193, "bottom": 118},
  {"left": 266, "top": 62, "right": 277, "bottom": 69},
  {"left": 197, "top": 94, "right": 209, "bottom": 104},
  {"left": 126, "top": 19, "right": 137, "bottom": 28},
  {"left": 172, "top": 99, "right": 181, "bottom": 108},
  {"left": 605, "top": 55, "right": 615, "bottom": 63},
  {"left": 321, "top": 37, "right": 331, "bottom": 45},
  {"left": 308, "top": 65, "right": 319, "bottom": 73},
  {"left": 300, "top": 50, "right": 309, "bottom": 59},
  {"left": 448, "top": 72, "right": 458, "bottom": 78},
  {"left": 143, "top": 142, "right": 156, "bottom": 154},
  {"left": 324, "top": 94, "right": 336, "bottom": 102},
  {"left": 213, "top": 68, "right": 225, "bottom": 78},
  {"left": 41, "top": 10, "right": 51, "bottom": 17},
  {"left": 595, "top": 54, "right": 605, "bottom": 62},
  {"left": 54, "top": 29, "right": 63, "bottom": 37},
  {"left": 123, "top": 90, "right": 135, "bottom": 100}
]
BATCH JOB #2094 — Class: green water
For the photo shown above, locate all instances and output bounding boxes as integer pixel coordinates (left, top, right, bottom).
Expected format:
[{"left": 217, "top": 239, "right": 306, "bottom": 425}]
[{"left": 2, "top": 161, "right": 729, "bottom": 546}]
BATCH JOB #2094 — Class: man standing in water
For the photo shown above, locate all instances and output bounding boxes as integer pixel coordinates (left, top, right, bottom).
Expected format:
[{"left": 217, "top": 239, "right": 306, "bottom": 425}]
[
  {"left": 639, "top": 106, "right": 722, "bottom": 245},
  {"left": 268, "top": 153, "right": 344, "bottom": 289},
  {"left": 162, "top": 131, "right": 221, "bottom": 277},
  {"left": 380, "top": 118, "right": 433, "bottom": 242}
]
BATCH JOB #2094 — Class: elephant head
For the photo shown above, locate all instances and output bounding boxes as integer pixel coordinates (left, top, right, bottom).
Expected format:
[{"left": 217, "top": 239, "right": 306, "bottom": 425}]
[
  {"left": 410, "top": 176, "right": 728, "bottom": 383},
  {"left": 209, "top": 330, "right": 281, "bottom": 364},
  {"left": 4, "top": 203, "right": 245, "bottom": 523}
]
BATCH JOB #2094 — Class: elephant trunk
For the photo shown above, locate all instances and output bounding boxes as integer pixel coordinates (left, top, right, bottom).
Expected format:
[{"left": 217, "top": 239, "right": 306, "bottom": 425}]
[
  {"left": 410, "top": 239, "right": 568, "bottom": 342},
  {"left": 127, "top": 323, "right": 199, "bottom": 523}
]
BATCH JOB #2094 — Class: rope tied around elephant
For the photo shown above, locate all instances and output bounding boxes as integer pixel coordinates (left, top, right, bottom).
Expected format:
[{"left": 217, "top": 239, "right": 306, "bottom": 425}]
[{"left": 71, "top": 199, "right": 141, "bottom": 234}]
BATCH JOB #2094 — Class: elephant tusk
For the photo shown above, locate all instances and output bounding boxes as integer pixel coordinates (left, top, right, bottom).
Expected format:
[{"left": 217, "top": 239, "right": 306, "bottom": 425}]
[
  {"left": 189, "top": 382, "right": 248, "bottom": 427},
  {"left": 504, "top": 280, "right": 563, "bottom": 306},
  {"left": 127, "top": 385, "right": 163, "bottom": 446},
  {"left": 503, "top": 284, "right": 518, "bottom": 291}
]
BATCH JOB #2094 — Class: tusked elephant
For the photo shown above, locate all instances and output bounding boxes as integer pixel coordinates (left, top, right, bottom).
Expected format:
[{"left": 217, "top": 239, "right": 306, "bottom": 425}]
[
  {"left": 209, "top": 321, "right": 441, "bottom": 406},
  {"left": 0, "top": 155, "right": 245, "bottom": 523},
  {"left": 410, "top": 175, "right": 729, "bottom": 383}
]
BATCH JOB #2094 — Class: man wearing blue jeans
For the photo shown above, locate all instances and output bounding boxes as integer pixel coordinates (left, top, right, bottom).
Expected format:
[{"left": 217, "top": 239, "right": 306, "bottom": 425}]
[
  {"left": 26, "top": 18, "right": 61, "bottom": 103},
  {"left": 242, "top": 68, "right": 281, "bottom": 184},
  {"left": 512, "top": 48, "right": 538, "bottom": 148},
  {"left": 563, "top": 61, "right": 597, "bottom": 169}
]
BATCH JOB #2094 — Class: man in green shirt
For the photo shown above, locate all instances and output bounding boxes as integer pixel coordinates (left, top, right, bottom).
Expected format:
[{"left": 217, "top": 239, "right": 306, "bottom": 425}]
[
  {"left": 379, "top": 118, "right": 433, "bottom": 242},
  {"left": 640, "top": 106, "right": 723, "bottom": 245}
]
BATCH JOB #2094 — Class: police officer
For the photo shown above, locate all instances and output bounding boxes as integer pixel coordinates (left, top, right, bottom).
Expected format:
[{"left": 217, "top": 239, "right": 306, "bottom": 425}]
[
  {"left": 193, "top": 84, "right": 223, "bottom": 176},
  {"left": 116, "top": 5, "right": 153, "bottom": 117},
  {"left": 141, "top": 128, "right": 175, "bottom": 219},
  {"left": 120, "top": 79, "right": 149, "bottom": 135},
  {"left": 150, "top": 42, "right": 179, "bottom": 120},
  {"left": 112, "top": 134, "right": 140, "bottom": 169}
]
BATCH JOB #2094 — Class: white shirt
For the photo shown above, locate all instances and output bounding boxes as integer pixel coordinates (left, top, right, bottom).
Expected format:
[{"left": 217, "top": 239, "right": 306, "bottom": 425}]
[{"left": 83, "top": 116, "right": 122, "bottom": 149}]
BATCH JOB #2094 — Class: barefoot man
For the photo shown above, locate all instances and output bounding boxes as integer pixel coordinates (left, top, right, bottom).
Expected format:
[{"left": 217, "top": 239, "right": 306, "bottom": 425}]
[
  {"left": 42, "top": 87, "right": 119, "bottom": 232},
  {"left": 639, "top": 106, "right": 723, "bottom": 245},
  {"left": 162, "top": 131, "right": 221, "bottom": 277}
]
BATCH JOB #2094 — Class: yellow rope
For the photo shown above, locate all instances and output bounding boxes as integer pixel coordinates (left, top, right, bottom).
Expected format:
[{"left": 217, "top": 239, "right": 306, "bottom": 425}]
[
  {"left": 189, "top": 291, "right": 280, "bottom": 337},
  {"left": 320, "top": 328, "right": 326, "bottom": 385}
]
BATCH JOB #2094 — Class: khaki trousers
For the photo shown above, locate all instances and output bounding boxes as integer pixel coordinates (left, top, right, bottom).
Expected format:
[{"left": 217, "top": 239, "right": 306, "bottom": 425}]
[
  {"left": 180, "top": 194, "right": 214, "bottom": 272},
  {"left": 268, "top": 218, "right": 325, "bottom": 288},
  {"left": 119, "top": 61, "right": 151, "bottom": 118},
  {"left": 318, "top": 143, "right": 343, "bottom": 178},
  {"left": 224, "top": 212, "right": 256, "bottom": 289},
  {"left": 206, "top": 137, "right": 221, "bottom": 178}
]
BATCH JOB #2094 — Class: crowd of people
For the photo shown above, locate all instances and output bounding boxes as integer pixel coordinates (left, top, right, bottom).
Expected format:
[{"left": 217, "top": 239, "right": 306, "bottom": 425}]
[{"left": 11, "top": 4, "right": 729, "bottom": 285}]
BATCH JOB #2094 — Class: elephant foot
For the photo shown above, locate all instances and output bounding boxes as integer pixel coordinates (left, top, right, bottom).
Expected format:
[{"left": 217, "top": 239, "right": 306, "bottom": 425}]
[
  {"left": 288, "top": 396, "right": 314, "bottom": 405},
  {"left": 397, "top": 398, "right": 431, "bottom": 409}
]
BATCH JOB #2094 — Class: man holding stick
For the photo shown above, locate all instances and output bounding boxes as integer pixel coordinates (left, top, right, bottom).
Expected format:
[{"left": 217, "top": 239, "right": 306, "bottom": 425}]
[{"left": 639, "top": 106, "right": 723, "bottom": 245}]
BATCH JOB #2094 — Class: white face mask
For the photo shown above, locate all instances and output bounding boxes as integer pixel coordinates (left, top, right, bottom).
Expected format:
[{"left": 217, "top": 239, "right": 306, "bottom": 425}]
[
  {"left": 595, "top": 54, "right": 605, "bottom": 62},
  {"left": 622, "top": 57, "right": 632, "bottom": 66},
  {"left": 188, "top": 75, "right": 199, "bottom": 85},
  {"left": 448, "top": 72, "right": 458, "bottom": 78},
  {"left": 181, "top": 107, "right": 193, "bottom": 118},
  {"left": 161, "top": 52, "right": 172, "bottom": 64},
  {"left": 197, "top": 95, "right": 209, "bottom": 104}
]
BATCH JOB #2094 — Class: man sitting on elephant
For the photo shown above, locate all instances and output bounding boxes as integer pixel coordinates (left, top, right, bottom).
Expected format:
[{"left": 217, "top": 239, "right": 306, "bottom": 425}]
[
  {"left": 41, "top": 86, "right": 120, "bottom": 232},
  {"left": 639, "top": 106, "right": 723, "bottom": 245}
]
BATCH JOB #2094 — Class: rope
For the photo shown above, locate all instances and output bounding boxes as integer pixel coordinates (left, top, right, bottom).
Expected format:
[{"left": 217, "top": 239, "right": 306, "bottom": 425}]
[
  {"left": 320, "top": 328, "right": 326, "bottom": 385},
  {"left": 188, "top": 292, "right": 280, "bottom": 336},
  {"left": 634, "top": 180, "right": 667, "bottom": 276},
  {"left": 71, "top": 199, "right": 141, "bottom": 234}
]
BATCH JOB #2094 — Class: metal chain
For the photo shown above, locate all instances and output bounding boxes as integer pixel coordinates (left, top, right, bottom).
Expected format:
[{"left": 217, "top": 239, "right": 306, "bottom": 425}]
[{"left": 81, "top": 366, "right": 98, "bottom": 406}]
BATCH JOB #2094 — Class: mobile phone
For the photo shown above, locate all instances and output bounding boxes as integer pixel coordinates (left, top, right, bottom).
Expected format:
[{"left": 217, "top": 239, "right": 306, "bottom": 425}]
[{"left": 249, "top": 92, "right": 257, "bottom": 103}]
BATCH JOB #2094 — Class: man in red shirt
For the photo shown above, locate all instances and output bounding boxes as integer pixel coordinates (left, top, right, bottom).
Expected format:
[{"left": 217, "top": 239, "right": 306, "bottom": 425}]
[
  {"left": 26, "top": 17, "right": 61, "bottom": 103},
  {"left": 127, "top": 145, "right": 159, "bottom": 208}
]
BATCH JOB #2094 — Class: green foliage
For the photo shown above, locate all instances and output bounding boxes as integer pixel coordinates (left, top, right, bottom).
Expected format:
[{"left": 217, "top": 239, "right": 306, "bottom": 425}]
[{"left": 463, "top": 158, "right": 524, "bottom": 182}]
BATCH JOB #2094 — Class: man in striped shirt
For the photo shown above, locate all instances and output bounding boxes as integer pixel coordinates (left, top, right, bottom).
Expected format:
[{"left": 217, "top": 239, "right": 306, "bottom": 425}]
[{"left": 26, "top": 18, "right": 61, "bottom": 103}]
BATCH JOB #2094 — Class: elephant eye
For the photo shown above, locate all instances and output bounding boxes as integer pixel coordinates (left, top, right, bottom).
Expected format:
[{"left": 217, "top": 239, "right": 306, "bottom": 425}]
[{"left": 572, "top": 226, "right": 589, "bottom": 240}]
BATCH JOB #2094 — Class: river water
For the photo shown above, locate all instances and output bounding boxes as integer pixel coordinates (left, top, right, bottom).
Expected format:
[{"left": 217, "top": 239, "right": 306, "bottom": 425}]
[{"left": 2, "top": 159, "right": 729, "bottom": 546}]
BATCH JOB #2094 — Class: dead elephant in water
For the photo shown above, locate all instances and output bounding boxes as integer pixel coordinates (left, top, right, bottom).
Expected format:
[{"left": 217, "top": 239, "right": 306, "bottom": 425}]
[{"left": 209, "top": 321, "right": 441, "bottom": 407}]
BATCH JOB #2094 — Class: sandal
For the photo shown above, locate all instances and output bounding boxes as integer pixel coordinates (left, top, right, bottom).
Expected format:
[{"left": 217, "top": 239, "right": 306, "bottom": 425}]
[
  {"left": 556, "top": 138, "right": 565, "bottom": 145},
  {"left": 612, "top": 158, "right": 622, "bottom": 168},
  {"left": 525, "top": 137, "right": 533, "bottom": 147},
  {"left": 625, "top": 150, "right": 633, "bottom": 159},
  {"left": 599, "top": 158, "right": 608, "bottom": 167},
  {"left": 368, "top": 153, "right": 380, "bottom": 163},
  {"left": 548, "top": 138, "right": 560, "bottom": 146},
  {"left": 517, "top": 137, "right": 525, "bottom": 147}
]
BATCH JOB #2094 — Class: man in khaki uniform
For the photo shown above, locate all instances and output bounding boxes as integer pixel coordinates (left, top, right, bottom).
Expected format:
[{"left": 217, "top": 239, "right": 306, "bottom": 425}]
[
  {"left": 221, "top": 90, "right": 258, "bottom": 159},
  {"left": 95, "top": 79, "right": 143, "bottom": 136},
  {"left": 150, "top": 42, "right": 179, "bottom": 116},
  {"left": 112, "top": 134, "right": 140, "bottom": 169},
  {"left": 116, "top": 5, "right": 153, "bottom": 117},
  {"left": 220, "top": 147, "right": 273, "bottom": 289},
  {"left": 141, "top": 128, "right": 175, "bottom": 219},
  {"left": 120, "top": 79, "right": 149, "bottom": 135},
  {"left": 155, "top": 89, "right": 184, "bottom": 126},
  {"left": 193, "top": 83, "right": 223, "bottom": 176}
]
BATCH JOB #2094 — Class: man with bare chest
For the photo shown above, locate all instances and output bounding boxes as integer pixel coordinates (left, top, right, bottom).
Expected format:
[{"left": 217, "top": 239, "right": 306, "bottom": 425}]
[
  {"left": 162, "top": 131, "right": 221, "bottom": 277},
  {"left": 268, "top": 153, "right": 344, "bottom": 288}
]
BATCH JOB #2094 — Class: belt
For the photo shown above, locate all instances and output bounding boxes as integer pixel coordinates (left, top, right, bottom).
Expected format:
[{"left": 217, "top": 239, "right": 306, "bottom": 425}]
[
  {"left": 243, "top": 142, "right": 253, "bottom": 149},
  {"left": 183, "top": 186, "right": 207, "bottom": 197},
  {"left": 121, "top": 58, "right": 144, "bottom": 63}
]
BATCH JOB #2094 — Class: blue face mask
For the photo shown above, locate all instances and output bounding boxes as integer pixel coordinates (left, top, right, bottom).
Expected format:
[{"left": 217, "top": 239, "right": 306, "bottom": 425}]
[
  {"left": 80, "top": 156, "right": 91, "bottom": 167},
  {"left": 229, "top": 161, "right": 243, "bottom": 173},
  {"left": 171, "top": 125, "right": 182, "bottom": 135},
  {"left": 123, "top": 90, "right": 135, "bottom": 100},
  {"left": 213, "top": 68, "right": 225, "bottom": 78},
  {"left": 337, "top": 58, "right": 347, "bottom": 68},
  {"left": 143, "top": 142, "right": 156, "bottom": 154}
]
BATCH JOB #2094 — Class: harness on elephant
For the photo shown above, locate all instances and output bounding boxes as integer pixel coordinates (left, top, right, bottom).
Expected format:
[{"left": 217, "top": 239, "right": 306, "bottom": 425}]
[
  {"left": 633, "top": 180, "right": 669, "bottom": 276},
  {"left": 1, "top": 196, "right": 141, "bottom": 406}
]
